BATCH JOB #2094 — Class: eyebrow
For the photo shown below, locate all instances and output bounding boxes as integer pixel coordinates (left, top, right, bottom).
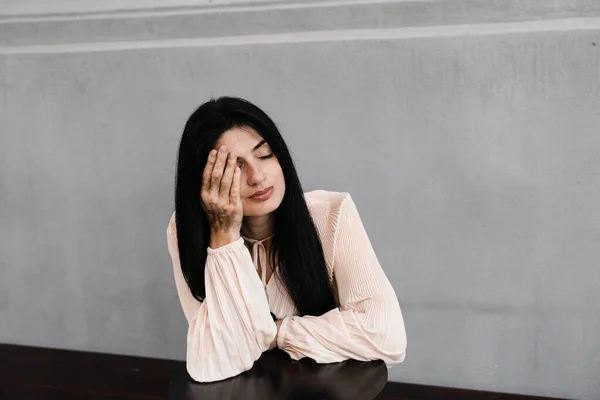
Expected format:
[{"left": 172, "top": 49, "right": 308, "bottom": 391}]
[
  {"left": 252, "top": 140, "right": 267, "bottom": 152},
  {"left": 235, "top": 140, "right": 269, "bottom": 161}
]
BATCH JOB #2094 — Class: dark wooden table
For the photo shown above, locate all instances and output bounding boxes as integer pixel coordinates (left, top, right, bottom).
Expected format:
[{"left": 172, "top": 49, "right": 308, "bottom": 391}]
[
  {"left": 0, "top": 343, "right": 569, "bottom": 400},
  {"left": 168, "top": 349, "right": 569, "bottom": 400},
  {"left": 168, "top": 348, "right": 388, "bottom": 399}
]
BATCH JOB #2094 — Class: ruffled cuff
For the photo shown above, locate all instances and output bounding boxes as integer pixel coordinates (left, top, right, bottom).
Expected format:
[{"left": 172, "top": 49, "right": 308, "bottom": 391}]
[
  {"left": 277, "top": 316, "right": 292, "bottom": 349},
  {"left": 206, "top": 236, "right": 245, "bottom": 255}
]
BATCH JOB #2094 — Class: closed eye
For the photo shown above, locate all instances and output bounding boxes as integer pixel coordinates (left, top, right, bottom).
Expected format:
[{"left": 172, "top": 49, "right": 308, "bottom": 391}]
[{"left": 237, "top": 153, "right": 274, "bottom": 168}]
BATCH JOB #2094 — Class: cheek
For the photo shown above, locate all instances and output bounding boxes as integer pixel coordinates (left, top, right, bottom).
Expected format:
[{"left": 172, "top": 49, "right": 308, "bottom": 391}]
[
  {"left": 274, "top": 166, "right": 285, "bottom": 182},
  {"left": 273, "top": 159, "right": 283, "bottom": 175},
  {"left": 276, "top": 168, "right": 285, "bottom": 190}
]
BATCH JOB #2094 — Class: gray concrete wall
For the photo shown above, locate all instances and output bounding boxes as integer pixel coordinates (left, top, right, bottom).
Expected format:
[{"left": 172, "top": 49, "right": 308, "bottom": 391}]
[
  {"left": 1, "top": 1, "right": 599, "bottom": 398},
  {"left": 0, "top": 0, "right": 296, "bottom": 16}
]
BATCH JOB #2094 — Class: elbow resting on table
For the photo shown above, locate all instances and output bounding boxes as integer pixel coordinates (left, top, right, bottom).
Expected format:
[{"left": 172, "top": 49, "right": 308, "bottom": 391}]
[
  {"left": 371, "top": 301, "right": 407, "bottom": 366},
  {"left": 185, "top": 318, "right": 277, "bottom": 383},
  {"left": 385, "top": 334, "right": 407, "bottom": 365},
  {"left": 185, "top": 341, "right": 265, "bottom": 383},
  {"left": 373, "top": 323, "right": 406, "bottom": 366},
  {"left": 387, "top": 320, "right": 408, "bottom": 365}
]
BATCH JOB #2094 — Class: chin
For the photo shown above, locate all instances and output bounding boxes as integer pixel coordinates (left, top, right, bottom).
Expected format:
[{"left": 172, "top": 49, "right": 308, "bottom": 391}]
[{"left": 243, "top": 204, "right": 277, "bottom": 217}]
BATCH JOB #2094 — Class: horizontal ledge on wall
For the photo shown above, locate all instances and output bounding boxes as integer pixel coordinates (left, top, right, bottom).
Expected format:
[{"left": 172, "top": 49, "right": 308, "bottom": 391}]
[
  {"left": 1, "top": 17, "right": 600, "bottom": 55},
  {"left": 1, "top": 0, "right": 600, "bottom": 48},
  {"left": 1, "top": 0, "right": 326, "bottom": 18}
]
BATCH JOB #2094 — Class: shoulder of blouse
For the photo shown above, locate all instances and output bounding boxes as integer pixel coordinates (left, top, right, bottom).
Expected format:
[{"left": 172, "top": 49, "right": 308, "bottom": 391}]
[
  {"left": 166, "top": 211, "right": 176, "bottom": 243},
  {"left": 304, "top": 190, "right": 354, "bottom": 275},
  {"left": 167, "top": 211, "right": 175, "bottom": 231},
  {"left": 304, "top": 189, "right": 348, "bottom": 206},
  {"left": 304, "top": 189, "right": 351, "bottom": 228}
]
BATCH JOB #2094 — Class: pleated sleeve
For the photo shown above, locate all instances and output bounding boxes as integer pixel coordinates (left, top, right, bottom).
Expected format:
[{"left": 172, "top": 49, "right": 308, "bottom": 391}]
[
  {"left": 276, "top": 194, "right": 407, "bottom": 366},
  {"left": 166, "top": 213, "right": 277, "bottom": 382}
]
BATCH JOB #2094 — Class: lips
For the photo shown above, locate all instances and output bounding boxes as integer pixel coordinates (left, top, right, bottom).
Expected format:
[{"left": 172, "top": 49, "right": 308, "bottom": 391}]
[{"left": 250, "top": 186, "right": 273, "bottom": 198}]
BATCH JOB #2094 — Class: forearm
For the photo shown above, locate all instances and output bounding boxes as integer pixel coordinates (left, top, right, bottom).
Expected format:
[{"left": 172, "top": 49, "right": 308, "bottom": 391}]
[
  {"left": 277, "top": 300, "right": 406, "bottom": 366},
  {"left": 209, "top": 230, "right": 241, "bottom": 249},
  {"left": 186, "top": 237, "right": 276, "bottom": 382}
]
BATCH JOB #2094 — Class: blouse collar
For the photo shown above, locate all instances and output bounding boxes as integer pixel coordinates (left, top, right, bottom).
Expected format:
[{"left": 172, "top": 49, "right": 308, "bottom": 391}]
[{"left": 240, "top": 233, "right": 275, "bottom": 291}]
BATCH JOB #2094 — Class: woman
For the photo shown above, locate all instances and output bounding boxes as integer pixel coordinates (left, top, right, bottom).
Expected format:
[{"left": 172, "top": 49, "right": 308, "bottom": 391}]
[{"left": 166, "top": 96, "right": 406, "bottom": 383}]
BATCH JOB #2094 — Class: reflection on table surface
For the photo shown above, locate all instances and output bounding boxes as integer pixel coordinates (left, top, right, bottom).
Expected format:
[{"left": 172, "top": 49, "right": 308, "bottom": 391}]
[{"left": 168, "top": 349, "right": 388, "bottom": 400}]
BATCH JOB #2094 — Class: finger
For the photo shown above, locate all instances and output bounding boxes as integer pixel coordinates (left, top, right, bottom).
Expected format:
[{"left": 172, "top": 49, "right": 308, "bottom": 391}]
[
  {"left": 202, "top": 149, "right": 217, "bottom": 196},
  {"left": 230, "top": 166, "right": 241, "bottom": 204},
  {"left": 210, "top": 146, "right": 228, "bottom": 198},
  {"left": 219, "top": 152, "right": 236, "bottom": 200}
]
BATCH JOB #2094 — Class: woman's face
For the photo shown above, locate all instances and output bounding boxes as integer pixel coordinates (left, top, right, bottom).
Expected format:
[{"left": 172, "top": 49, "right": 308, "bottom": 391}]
[{"left": 214, "top": 126, "right": 285, "bottom": 217}]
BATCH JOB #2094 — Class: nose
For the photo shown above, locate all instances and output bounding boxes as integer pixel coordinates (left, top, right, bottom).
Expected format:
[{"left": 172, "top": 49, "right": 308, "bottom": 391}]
[{"left": 245, "top": 163, "right": 266, "bottom": 186}]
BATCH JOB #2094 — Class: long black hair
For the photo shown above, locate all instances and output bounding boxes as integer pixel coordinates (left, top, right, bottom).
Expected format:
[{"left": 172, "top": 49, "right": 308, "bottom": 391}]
[{"left": 173, "top": 96, "right": 337, "bottom": 317}]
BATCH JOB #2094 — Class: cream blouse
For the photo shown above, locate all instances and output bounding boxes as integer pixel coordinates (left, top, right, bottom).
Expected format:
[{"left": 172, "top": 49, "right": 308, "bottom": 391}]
[{"left": 166, "top": 189, "right": 407, "bottom": 382}]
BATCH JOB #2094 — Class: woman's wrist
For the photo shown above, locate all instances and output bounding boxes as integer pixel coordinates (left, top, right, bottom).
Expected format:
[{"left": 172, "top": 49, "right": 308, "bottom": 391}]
[{"left": 209, "top": 231, "right": 241, "bottom": 248}]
